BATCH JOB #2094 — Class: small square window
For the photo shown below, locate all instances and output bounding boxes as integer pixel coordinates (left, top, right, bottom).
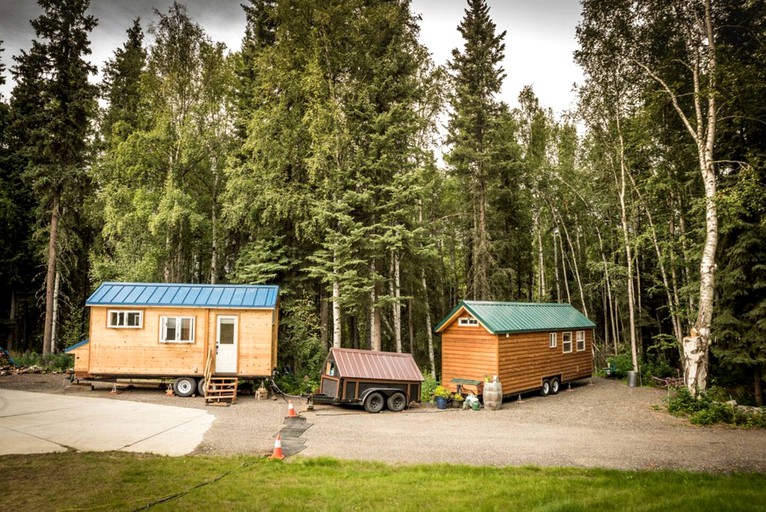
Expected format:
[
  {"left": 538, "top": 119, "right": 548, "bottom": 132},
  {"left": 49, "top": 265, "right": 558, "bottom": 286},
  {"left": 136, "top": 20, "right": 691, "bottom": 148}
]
[
  {"left": 108, "top": 310, "right": 143, "bottom": 329},
  {"left": 458, "top": 317, "right": 478, "bottom": 327},
  {"left": 562, "top": 332, "right": 573, "bottom": 353},
  {"left": 549, "top": 332, "right": 557, "bottom": 348},
  {"left": 576, "top": 331, "right": 585, "bottom": 351}
]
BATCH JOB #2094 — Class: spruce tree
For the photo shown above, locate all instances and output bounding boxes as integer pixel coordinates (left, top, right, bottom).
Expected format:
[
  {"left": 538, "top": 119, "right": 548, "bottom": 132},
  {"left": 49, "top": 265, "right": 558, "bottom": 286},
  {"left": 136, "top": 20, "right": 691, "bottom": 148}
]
[
  {"left": 446, "top": 0, "right": 506, "bottom": 300},
  {"left": 101, "top": 18, "right": 145, "bottom": 143},
  {"left": 11, "top": 0, "right": 97, "bottom": 355}
]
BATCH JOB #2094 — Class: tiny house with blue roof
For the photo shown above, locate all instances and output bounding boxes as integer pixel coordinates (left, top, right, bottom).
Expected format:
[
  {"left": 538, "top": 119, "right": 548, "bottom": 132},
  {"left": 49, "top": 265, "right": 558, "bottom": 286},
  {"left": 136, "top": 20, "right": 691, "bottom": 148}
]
[
  {"left": 67, "top": 282, "right": 279, "bottom": 398},
  {"left": 435, "top": 301, "right": 595, "bottom": 399}
]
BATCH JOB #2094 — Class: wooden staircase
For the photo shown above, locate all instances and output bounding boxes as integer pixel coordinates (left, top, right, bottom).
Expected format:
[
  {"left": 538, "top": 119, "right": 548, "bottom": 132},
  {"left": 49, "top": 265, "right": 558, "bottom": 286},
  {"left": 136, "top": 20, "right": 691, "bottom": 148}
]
[
  {"left": 203, "top": 345, "right": 238, "bottom": 406},
  {"left": 204, "top": 376, "right": 238, "bottom": 405}
]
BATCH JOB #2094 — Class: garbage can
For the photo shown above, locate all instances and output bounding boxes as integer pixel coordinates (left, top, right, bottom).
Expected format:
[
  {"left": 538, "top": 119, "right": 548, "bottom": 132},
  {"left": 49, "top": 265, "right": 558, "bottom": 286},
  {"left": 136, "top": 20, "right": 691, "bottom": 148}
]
[{"left": 627, "top": 371, "right": 640, "bottom": 387}]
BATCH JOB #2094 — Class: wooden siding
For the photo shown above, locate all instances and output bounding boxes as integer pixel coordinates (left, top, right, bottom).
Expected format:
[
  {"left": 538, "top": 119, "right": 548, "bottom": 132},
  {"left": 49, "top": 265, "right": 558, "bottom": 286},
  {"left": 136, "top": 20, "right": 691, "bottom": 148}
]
[
  {"left": 232, "top": 309, "right": 276, "bottom": 376},
  {"left": 441, "top": 320, "right": 594, "bottom": 395},
  {"left": 498, "top": 329, "right": 593, "bottom": 395},
  {"left": 441, "top": 322, "right": 498, "bottom": 392},
  {"left": 82, "top": 306, "right": 275, "bottom": 379},
  {"left": 72, "top": 342, "right": 90, "bottom": 375}
]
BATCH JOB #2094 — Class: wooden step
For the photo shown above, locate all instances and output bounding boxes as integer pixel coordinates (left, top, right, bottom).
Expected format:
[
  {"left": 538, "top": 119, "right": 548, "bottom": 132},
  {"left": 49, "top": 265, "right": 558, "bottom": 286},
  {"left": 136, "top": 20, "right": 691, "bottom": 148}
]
[{"left": 205, "top": 376, "right": 239, "bottom": 406}]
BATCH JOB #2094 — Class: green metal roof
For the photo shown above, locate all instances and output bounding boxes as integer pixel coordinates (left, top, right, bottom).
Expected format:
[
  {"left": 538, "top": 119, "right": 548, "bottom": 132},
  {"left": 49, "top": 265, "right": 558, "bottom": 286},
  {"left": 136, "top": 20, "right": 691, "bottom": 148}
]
[{"left": 434, "top": 301, "right": 595, "bottom": 334}]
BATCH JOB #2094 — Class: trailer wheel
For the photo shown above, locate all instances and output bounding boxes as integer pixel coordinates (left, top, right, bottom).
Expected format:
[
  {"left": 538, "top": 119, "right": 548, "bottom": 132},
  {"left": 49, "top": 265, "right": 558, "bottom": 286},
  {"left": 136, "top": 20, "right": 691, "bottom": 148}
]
[
  {"left": 386, "top": 392, "right": 407, "bottom": 412},
  {"left": 550, "top": 377, "right": 560, "bottom": 395},
  {"left": 197, "top": 378, "right": 207, "bottom": 397},
  {"left": 364, "top": 392, "right": 385, "bottom": 413},
  {"left": 173, "top": 377, "right": 196, "bottom": 397},
  {"left": 540, "top": 379, "right": 551, "bottom": 397}
]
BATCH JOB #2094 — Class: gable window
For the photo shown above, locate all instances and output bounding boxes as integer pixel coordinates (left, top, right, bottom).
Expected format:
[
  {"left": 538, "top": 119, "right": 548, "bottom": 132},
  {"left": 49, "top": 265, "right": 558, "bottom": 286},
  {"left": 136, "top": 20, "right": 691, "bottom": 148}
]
[
  {"left": 458, "top": 317, "right": 479, "bottom": 327},
  {"left": 160, "top": 316, "right": 195, "bottom": 343},
  {"left": 549, "top": 332, "right": 557, "bottom": 348},
  {"left": 562, "top": 332, "right": 573, "bottom": 353},
  {"left": 576, "top": 331, "right": 586, "bottom": 351},
  {"left": 108, "top": 310, "right": 143, "bottom": 329}
]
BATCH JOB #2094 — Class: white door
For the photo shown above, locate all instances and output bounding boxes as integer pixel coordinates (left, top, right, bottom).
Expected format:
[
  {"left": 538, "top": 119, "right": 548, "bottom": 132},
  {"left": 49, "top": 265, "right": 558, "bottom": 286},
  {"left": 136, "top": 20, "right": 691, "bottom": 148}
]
[{"left": 215, "top": 316, "right": 238, "bottom": 374}]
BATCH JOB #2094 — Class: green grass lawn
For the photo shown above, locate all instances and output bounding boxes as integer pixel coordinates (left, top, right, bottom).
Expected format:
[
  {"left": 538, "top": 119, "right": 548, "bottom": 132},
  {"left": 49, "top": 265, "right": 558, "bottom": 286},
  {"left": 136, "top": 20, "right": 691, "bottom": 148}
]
[{"left": 2, "top": 453, "right": 764, "bottom": 511}]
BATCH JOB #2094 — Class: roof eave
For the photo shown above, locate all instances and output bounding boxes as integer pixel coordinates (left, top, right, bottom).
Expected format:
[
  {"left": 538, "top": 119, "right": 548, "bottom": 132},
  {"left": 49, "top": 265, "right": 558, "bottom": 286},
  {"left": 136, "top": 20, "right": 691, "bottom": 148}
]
[{"left": 434, "top": 301, "right": 496, "bottom": 334}]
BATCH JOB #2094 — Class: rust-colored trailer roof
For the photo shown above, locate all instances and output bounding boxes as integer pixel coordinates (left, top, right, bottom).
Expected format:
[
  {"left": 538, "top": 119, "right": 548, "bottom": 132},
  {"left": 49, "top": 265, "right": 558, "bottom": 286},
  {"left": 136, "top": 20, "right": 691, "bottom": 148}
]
[{"left": 330, "top": 348, "right": 424, "bottom": 382}]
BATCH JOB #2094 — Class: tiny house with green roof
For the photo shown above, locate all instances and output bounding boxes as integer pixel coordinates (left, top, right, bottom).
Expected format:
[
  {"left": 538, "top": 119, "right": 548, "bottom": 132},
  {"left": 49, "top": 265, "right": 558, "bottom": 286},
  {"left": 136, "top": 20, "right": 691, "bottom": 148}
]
[{"left": 435, "top": 301, "right": 595, "bottom": 398}]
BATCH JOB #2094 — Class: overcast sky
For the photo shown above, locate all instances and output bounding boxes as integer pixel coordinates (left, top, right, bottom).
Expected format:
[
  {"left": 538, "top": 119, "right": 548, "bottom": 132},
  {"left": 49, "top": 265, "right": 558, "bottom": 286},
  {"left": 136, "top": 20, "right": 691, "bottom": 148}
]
[{"left": 0, "top": 0, "right": 583, "bottom": 115}]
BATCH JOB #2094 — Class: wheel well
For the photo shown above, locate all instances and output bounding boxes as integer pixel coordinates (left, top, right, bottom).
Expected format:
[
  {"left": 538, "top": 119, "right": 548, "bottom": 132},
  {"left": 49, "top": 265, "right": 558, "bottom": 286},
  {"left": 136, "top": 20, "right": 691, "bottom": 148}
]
[{"left": 359, "top": 388, "right": 408, "bottom": 402}]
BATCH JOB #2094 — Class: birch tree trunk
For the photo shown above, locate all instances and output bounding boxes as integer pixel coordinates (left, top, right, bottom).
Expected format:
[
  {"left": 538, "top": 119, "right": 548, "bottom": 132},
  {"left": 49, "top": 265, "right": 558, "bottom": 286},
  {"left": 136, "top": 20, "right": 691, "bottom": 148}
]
[
  {"left": 392, "top": 252, "right": 402, "bottom": 353},
  {"left": 422, "top": 268, "right": 436, "bottom": 377},
  {"left": 50, "top": 271, "right": 60, "bottom": 354},
  {"left": 370, "top": 260, "right": 381, "bottom": 351},
  {"left": 332, "top": 251, "right": 341, "bottom": 348},
  {"left": 615, "top": 117, "right": 639, "bottom": 373},
  {"left": 635, "top": 0, "right": 718, "bottom": 395},
  {"left": 43, "top": 192, "right": 60, "bottom": 356}
]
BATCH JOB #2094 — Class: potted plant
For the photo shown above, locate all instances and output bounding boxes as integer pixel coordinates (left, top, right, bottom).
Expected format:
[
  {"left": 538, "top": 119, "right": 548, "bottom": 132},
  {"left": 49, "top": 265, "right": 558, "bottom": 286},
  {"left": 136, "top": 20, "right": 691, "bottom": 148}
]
[
  {"left": 451, "top": 392, "right": 464, "bottom": 409},
  {"left": 434, "top": 385, "right": 451, "bottom": 409}
]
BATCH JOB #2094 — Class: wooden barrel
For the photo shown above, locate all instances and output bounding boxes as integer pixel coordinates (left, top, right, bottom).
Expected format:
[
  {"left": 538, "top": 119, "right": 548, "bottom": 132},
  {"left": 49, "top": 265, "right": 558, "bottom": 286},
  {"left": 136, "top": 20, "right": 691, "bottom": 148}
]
[{"left": 483, "top": 378, "right": 503, "bottom": 410}]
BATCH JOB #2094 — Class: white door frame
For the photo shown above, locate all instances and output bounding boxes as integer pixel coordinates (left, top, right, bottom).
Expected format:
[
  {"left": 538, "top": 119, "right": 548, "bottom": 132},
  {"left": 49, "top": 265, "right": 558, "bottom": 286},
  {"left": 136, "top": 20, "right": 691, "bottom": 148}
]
[{"left": 215, "top": 315, "right": 238, "bottom": 374}]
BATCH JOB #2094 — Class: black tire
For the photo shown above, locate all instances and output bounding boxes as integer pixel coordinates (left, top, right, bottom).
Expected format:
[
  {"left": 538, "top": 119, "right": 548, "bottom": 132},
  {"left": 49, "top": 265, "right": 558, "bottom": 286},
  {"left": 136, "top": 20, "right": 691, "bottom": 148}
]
[
  {"left": 550, "top": 377, "right": 560, "bottom": 395},
  {"left": 387, "top": 392, "right": 407, "bottom": 412},
  {"left": 173, "top": 377, "right": 196, "bottom": 397},
  {"left": 540, "top": 379, "right": 551, "bottom": 397},
  {"left": 197, "top": 378, "right": 207, "bottom": 397},
  {"left": 364, "top": 392, "right": 385, "bottom": 413}
]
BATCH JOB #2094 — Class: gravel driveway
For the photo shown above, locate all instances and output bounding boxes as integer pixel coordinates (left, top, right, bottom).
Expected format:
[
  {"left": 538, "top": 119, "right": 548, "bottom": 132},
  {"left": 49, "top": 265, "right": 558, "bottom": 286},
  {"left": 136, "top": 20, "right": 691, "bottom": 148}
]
[{"left": 2, "top": 373, "right": 765, "bottom": 472}]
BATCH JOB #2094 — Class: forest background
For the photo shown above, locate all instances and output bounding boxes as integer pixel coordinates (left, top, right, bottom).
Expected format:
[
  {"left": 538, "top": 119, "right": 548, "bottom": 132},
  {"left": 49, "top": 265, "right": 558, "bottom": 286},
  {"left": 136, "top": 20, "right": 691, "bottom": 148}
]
[{"left": 0, "top": 0, "right": 764, "bottom": 404}]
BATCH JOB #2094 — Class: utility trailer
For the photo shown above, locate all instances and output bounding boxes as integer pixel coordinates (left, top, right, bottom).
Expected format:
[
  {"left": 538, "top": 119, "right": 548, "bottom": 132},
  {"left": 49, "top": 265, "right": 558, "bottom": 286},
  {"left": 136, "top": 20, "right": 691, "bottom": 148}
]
[{"left": 310, "top": 348, "right": 424, "bottom": 413}]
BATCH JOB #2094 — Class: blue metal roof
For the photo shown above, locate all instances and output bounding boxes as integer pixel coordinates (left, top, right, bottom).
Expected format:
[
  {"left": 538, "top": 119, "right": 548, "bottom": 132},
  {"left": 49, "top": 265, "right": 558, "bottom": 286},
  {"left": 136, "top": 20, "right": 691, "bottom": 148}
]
[
  {"left": 435, "top": 301, "right": 595, "bottom": 334},
  {"left": 64, "top": 339, "right": 90, "bottom": 352},
  {"left": 86, "top": 282, "right": 279, "bottom": 309}
]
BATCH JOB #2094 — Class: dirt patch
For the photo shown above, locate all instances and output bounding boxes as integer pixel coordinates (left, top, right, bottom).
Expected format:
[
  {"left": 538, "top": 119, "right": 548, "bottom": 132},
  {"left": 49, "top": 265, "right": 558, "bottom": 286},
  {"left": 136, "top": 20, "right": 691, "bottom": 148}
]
[{"left": 2, "top": 373, "right": 765, "bottom": 471}]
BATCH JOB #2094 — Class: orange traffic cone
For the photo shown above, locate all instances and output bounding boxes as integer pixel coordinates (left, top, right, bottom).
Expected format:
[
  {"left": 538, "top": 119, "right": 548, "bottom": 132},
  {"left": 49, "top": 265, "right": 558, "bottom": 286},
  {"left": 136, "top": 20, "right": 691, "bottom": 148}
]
[
  {"left": 269, "top": 434, "right": 285, "bottom": 460},
  {"left": 286, "top": 400, "right": 298, "bottom": 417},
  {"left": 110, "top": 383, "right": 119, "bottom": 395}
]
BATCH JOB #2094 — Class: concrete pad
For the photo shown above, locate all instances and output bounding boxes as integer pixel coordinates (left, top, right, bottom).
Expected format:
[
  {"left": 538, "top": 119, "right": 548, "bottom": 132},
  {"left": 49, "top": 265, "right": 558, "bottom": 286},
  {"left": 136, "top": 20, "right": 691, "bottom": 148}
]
[{"left": 0, "top": 389, "right": 215, "bottom": 456}]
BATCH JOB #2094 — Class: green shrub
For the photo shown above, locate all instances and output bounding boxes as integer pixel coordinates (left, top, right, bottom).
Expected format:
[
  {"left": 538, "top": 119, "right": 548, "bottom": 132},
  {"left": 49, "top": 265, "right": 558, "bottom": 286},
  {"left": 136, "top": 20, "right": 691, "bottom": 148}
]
[
  {"left": 641, "top": 358, "right": 676, "bottom": 382},
  {"left": 606, "top": 352, "right": 633, "bottom": 379},
  {"left": 9, "top": 351, "right": 73, "bottom": 372},
  {"left": 273, "top": 372, "right": 318, "bottom": 396},
  {"left": 12, "top": 351, "right": 43, "bottom": 368},
  {"left": 44, "top": 353, "right": 74, "bottom": 372},
  {"left": 666, "top": 387, "right": 766, "bottom": 428},
  {"left": 420, "top": 372, "right": 438, "bottom": 402}
]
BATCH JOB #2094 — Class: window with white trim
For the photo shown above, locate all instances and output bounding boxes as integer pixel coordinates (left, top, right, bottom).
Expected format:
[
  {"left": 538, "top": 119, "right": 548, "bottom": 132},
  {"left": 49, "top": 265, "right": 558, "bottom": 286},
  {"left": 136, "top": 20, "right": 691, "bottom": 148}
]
[
  {"left": 108, "top": 310, "right": 143, "bottom": 329},
  {"left": 458, "top": 317, "right": 479, "bottom": 327},
  {"left": 576, "top": 330, "right": 586, "bottom": 351},
  {"left": 549, "top": 332, "right": 557, "bottom": 348},
  {"left": 562, "top": 332, "right": 573, "bottom": 353},
  {"left": 160, "top": 316, "right": 195, "bottom": 343}
]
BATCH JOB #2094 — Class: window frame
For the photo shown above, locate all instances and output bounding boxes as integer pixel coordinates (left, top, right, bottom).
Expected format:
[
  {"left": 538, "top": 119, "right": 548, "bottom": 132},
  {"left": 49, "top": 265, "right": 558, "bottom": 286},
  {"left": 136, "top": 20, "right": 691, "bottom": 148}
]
[
  {"left": 549, "top": 332, "right": 557, "bottom": 349},
  {"left": 107, "top": 309, "right": 143, "bottom": 329},
  {"left": 576, "top": 330, "right": 586, "bottom": 351},
  {"left": 562, "top": 331, "right": 573, "bottom": 354},
  {"left": 458, "top": 317, "right": 479, "bottom": 327},
  {"left": 159, "top": 315, "right": 195, "bottom": 344}
]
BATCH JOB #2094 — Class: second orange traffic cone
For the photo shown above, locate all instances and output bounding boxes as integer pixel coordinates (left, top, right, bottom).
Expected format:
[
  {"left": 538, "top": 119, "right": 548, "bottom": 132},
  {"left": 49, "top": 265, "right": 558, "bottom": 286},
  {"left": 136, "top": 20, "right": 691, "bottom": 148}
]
[
  {"left": 269, "top": 434, "right": 285, "bottom": 460},
  {"left": 286, "top": 400, "right": 298, "bottom": 417}
]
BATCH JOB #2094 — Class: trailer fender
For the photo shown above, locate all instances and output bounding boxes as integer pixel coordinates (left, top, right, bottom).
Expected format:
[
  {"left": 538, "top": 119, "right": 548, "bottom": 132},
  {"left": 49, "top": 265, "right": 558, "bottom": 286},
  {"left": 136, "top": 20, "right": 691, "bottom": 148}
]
[{"left": 359, "top": 387, "right": 408, "bottom": 403}]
